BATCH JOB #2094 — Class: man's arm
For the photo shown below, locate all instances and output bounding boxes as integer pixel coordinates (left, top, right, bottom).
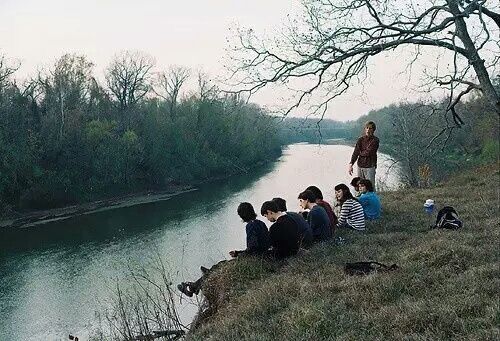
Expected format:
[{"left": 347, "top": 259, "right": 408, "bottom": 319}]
[{"left": 349, "top": 138, "right": 362, "bottom": 165}]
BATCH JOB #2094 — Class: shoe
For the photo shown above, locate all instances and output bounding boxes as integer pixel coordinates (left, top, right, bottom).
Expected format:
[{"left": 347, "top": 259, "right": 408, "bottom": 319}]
[
  {"left": 200, "top": 266, "right": 210, "bottom": 274},
  {"left": 177, "top": 282, "right": 194, "bottom": 297}
]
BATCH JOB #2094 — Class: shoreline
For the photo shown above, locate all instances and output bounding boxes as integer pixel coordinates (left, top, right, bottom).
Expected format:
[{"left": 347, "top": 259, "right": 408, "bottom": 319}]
[{"left": 0, "top": 185, "right": 198, "bottom": 229}]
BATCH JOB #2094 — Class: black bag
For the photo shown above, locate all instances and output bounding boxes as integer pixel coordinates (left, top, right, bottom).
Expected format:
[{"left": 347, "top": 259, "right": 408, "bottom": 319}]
[
  {"left": 344, "top": 261, "right": 399, "bottom": 276},
  {"left": 434, "top": 206, "right": 463, "bottom": 230}
]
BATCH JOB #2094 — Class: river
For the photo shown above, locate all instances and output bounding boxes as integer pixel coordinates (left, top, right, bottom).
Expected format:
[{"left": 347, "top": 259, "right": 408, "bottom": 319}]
[{"left": 0, "top": 143, "right": 400, "bottom": 340}]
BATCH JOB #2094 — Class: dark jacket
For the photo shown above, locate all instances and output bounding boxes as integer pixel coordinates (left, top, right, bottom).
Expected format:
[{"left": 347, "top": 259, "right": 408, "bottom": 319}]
[
  {"left": 287, "top": 212, "right": 313, "bottom": 247},
  {"left": 269, "top": 214, "right": 300, "bottom": 259},
  {"left": 243, "top": 219, "right": 271, "bottom": 255},
  {"left": 308, "top": 205, "right": 332, "bottom": 242},
  {"left": 317, "top": 199, "right": 338, "bottom": 235},
  {"left": 350, "top": 135, "right": 379, "bottom": 168}
]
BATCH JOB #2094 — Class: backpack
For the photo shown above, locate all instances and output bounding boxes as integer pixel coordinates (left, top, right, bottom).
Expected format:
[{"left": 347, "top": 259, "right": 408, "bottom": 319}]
[
  {"left": 344, "top": 261, "right": 399, "bottom": 276},
  {"left": 434, "top": 206, "right": 463, "bottom": 230}
]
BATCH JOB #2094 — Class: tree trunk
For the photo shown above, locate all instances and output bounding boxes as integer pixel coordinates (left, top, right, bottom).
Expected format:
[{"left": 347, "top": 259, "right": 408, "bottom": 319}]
[{"left": 447, "top": 0, "right": 500, "bottom": 115}]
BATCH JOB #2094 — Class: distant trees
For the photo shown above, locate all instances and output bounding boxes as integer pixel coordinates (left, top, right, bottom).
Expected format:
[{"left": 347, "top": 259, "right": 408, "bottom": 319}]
[
  {"left": 349, "top": 78, "right": 499, "bottom": 186},
  {"left": 0, "top": 51, "right": 282, "bottom": 216}
]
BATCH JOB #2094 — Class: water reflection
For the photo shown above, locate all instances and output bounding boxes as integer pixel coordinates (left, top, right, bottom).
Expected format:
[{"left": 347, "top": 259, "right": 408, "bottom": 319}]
[{"left": 0, "top": 144, "right": 399, "bottom": 340}]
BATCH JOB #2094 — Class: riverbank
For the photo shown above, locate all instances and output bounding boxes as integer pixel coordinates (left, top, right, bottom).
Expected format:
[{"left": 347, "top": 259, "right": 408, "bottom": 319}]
[
  {"left": 188, "top": 164, "right": 499, "bottom": 340},
  {"left": 0, "top": 155, "right": 282, "bottom": 229}
]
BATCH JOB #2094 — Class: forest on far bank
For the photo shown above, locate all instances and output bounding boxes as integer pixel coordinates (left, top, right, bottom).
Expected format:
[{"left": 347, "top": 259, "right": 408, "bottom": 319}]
[{"left": 0, "top": 52, "right": 497, "bottom": 217}]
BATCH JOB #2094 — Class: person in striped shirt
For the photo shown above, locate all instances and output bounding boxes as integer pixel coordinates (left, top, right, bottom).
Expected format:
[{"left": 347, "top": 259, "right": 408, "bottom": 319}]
[{"left": 334, "top": 183, "right": 365, "bottom": 231}]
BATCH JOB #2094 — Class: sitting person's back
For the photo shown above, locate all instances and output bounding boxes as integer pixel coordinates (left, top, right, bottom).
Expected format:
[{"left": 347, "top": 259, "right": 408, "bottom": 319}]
[
  {"left": 245, "top": 219, "right": 271, "bottom": 254},
  {"left": 298, "top": 190, "right": 332, "bottom": 242},
  {"left": 270, "top": 214, "right": 300, "bottom": 258},
  {"left": 272, "top": 197, "right": 313, "bottom": 248},
  {"left": 261, "top": 201, "right": 300, "bottom": 259},
  {"left": 305, "top": 185, "right": 338, "bottom": 235},
  {"left": 286, "top": 211, "right": 313, "bottom": 247},
  {"left": 358, "top": 179, "right": 381, "bottom": 220}
]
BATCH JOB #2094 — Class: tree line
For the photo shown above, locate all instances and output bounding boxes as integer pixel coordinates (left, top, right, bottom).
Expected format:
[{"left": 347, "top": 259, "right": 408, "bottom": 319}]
[
  {"left": 0, "top": 52, "right": 285, "bottom": 216},
  {"left": 348, "top": 78, "right": 499, "bottom": 187}
]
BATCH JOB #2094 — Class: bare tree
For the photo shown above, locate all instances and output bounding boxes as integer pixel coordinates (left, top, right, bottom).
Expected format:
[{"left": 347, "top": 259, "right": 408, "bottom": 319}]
[
  {"left": 38, "top": 54, "right": 94, "bottom": 139},
  {"left": 106, "top": 51, "right": 155, "bottom": 127},
  {"left": 155, "top": 66, "right": 190, "bottom": 120},
  {"left": 0, "top": 55, "right": 20, "bottom": 93},
  {"left": 229, "top": 0, "right": 500, "bottom": 120}
]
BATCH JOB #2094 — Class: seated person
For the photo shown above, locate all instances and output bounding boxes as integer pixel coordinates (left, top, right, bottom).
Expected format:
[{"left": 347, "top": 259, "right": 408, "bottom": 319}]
[
  {"left": 350, "top": 177, "right": 362, "bottom": 197},
  {"left": 261, "top": 200, "right": 300, "bottom": 259},
  {"left": 306, "top": 185, "right": 338, "bottom": 235},
  {"left": 178, "top": 202, "right": 270, "bottom": 297},
  {"left": 230, "top": 202, "right": 271, "bottom": 257},
  {"left": 334, "top": 184, "right": 365, "bottom": 231},
  {"left": 357, "top": 179, "right": 381, "bottom": 220},
  {"left": 298, "top": 190, "right": 332, "bottom": 242},
  {"left": 272, "top": 197, "right": 313, "bottom": 248}
]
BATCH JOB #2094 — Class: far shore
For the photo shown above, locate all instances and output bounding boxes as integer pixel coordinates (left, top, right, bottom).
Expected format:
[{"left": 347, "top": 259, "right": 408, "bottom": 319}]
[{"left": 0, "top": 185, "right": 197, "bottom": 229}]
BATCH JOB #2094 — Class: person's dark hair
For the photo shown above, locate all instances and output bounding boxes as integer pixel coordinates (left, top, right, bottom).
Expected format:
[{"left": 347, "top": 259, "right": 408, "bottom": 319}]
[
  {"left": 298, "top": 190, "right": 317, "bottom": 203},
  {"left": 358, "top": 179, "right": 374, "bottom": 192},
  {"left": 365, "top": 121, "right": 376, "bottom": 131},
  {"left": 305, "top": 186, "right": 323, "bottom": 200},
  {"left": 334, "top": 184, "right": 355, "bottom": 202},
  {"left": 272, "top": 197, "right": 287, "bottom": 211},
  {"left": 261, "top": 200, "right": 279, "bottom": 215},
  {"left": 350, "top": 177, "right": 361, "bottom": 187},
  {"left": 237, "top": 202, "right": 257, "bottom": 222}
]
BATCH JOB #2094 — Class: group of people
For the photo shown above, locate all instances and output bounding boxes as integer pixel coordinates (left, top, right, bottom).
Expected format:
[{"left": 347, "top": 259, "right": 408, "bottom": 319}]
[{"left": 177, "top": 121, "right": 382, "bottom": 297}]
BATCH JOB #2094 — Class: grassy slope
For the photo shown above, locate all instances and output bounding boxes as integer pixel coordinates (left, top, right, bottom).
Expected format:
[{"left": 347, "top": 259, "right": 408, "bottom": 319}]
[{"left": 189, "top": 165, "right": 499, "bottom": 341}]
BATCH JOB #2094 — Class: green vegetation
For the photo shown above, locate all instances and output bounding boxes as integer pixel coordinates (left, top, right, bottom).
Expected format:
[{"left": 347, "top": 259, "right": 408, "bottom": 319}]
[
  {"left": 347, "top": 81, "right": 499, "bottom": 186},
  {"left": 0, "top": 53, "right": 285, "bottom": 216},
  {"left": 189, "top": 164, "right": 499, "bottom": 340}
]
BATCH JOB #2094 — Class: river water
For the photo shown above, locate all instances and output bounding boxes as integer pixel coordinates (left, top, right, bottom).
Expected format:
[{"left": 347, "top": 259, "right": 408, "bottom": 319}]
[{"left": 0, "top": 143, "right": 399, "bottom": 340}]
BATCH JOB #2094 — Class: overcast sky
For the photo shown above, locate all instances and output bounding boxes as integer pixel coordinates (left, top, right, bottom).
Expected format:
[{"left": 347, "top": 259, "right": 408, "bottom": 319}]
[{"left": 0, "top": 0, "right": 457, "bottom": 121}]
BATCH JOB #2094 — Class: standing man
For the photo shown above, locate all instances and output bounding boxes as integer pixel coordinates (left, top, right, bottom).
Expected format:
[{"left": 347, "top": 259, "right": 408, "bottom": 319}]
[{"left": 348, "top": 121, "right": 379, "bottom": 190}]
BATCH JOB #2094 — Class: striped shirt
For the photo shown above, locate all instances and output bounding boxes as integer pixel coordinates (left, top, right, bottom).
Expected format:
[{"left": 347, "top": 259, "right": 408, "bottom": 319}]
[{"left": 337, "top": 199, "right": 365, "bottom": 230}]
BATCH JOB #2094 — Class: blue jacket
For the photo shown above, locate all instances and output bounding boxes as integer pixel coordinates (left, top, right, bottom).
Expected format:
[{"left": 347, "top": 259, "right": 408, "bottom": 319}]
[
  {"left": 358, "top": 192, "right": 381, "bottom": 220},
  {"left": 308, "top": 205, "right": 332, "bottom": 241},
  {"left": 245, "top": 219, "right": 271, "bottom": 254}
]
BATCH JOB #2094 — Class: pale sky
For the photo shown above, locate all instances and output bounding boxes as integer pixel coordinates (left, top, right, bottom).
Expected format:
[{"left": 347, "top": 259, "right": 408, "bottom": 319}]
[{"left": 1, "top": 0, "right": 491, "bottom": 121}]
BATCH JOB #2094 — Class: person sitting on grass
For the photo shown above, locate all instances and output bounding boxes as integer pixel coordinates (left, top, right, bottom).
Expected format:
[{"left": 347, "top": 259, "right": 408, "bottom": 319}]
[
  {"left": 177, "top": 202, "right": 270, "bottom": 297},
  {"left": 350, "top": 177, "right": 362, "bottom": 198},
  {"left": 272, "top": 197, "right": 313, "bottom": 248},
  {"left": 358, "top": 179, "right": 381, "bottom": 220},
  {"left": 298, "top": 190, "right": 332, "bottom": 242},
  {"left": 334, "top": 184, "right": 365, "bottom": 231},
  {"left": 306, "top": 185, "right": 338, "bottom": 235},
  {"left": 229, "top": 202, "right": 271, "bottom": 257},
  {"left": 261, "top": 200, "right": 301, "bottom": 259}
]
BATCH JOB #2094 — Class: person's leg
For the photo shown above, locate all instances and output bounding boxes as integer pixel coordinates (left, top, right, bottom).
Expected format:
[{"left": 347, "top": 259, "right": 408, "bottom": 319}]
[{"left": 366, "top": 167, "right": 376, "bottom": 191}]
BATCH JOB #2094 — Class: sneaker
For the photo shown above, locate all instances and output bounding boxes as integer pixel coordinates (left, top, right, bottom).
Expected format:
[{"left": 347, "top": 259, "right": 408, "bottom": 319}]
[{"left": 177, "top": 282, "right": 194, "bottom": 297}]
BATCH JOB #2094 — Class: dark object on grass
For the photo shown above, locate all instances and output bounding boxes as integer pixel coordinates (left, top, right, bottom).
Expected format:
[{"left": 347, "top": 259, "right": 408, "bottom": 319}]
[
  {"left": 344, "top": 261, "right": 399, "bottom": 276},
  {"left": 432, "top": 206, "right": 463, "bottom": 230}
]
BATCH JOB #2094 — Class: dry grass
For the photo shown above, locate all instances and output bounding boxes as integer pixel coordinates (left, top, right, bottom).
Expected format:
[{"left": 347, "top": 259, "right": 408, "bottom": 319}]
[{"left": 188, "top": 165, "right": 499, "bottom": 340}]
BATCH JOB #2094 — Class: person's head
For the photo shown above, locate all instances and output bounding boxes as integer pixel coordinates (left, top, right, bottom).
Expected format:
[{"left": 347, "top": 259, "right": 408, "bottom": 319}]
[
  {"left": 298, "top": 190, "right": 317, "bottom": 210},
  {"left": 358, "top": 179, "right": 374, "bottom": 193},
  {"left": 272, "top": 197, "right": 287, "bottom": 212},
  {"left": 261, "top": 200, "right": 280, "bottom": 222},
  {"left": 350, "top": 177, "right": 361, "bottom": 191},
  {"left": 237, "top": 202, "right": 257, "bottom": 222},
  {"left": 334, "top": 184, "right": 354, "bottom": 202},
  {"left": 305, "top": 186, "right": 323, "bottom": 201},
  {"left": 364, "top": 121, "right": 376, "bottom": 137}
]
